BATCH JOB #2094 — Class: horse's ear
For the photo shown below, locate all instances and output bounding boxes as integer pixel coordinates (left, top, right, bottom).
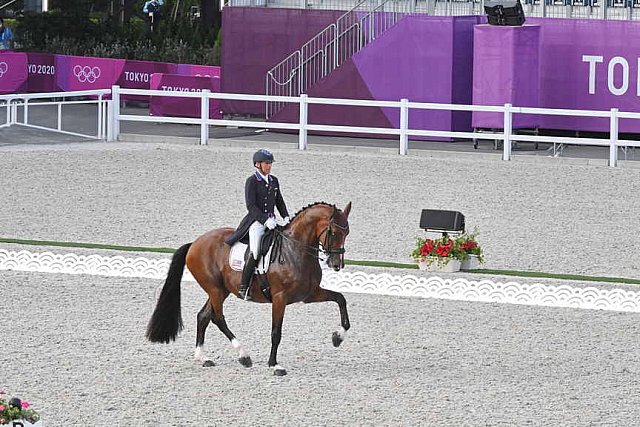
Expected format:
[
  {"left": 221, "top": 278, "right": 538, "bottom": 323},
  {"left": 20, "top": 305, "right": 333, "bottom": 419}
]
[{"left": 343, "top": 202, "right": 352, "bottom": 218}]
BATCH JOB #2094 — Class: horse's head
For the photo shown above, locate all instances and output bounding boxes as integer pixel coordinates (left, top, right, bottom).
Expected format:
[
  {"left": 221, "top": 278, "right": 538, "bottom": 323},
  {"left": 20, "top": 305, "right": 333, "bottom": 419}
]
[{"left": 320, "top": 202, "right": 351, "bottom": 271}]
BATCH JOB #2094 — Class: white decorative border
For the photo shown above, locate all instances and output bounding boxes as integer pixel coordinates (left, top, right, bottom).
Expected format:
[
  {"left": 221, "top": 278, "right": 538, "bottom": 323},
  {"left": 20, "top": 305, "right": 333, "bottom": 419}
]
[{"left": 1, "top": 249, "right": 640, "bottom": 313}]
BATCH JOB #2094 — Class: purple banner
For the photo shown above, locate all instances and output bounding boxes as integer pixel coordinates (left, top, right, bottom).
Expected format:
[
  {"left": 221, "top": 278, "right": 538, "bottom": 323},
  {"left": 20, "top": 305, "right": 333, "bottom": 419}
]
[
  {"left": 472, "top": 24, "right": 540, "bottom": 129},
  {"left": 527, "top": 18, "right": 640, "bottom": 133},
  {"left": 149, "top": 73, "right": 222, "bottom": 119},
  {"left": 117, "top": 59, "right": 179, "bottom": 101},
  {"left": 0, "top": 52, "right": 28, "bottom": 94},
  {"left": 26, "top": 53, "right": 58, "bottom": 93},
  {"left": 55, "top": 55, "right": 125, "bottom": 92},
  {"left": 176, "top": 64, "right": 221, "bottom": 78}
]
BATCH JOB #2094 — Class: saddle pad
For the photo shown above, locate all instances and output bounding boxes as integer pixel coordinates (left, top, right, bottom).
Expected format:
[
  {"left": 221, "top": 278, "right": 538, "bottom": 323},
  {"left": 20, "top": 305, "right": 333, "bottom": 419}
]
[{"left": 228, "top": 242, "right": 272, "bottom": 274}]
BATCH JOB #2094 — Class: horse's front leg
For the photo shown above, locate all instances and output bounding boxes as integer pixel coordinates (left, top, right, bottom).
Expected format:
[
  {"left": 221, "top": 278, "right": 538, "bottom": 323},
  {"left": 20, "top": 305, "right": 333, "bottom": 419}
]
[
  {"left": 269, "top": 294, "right": 287, "bottom": 376},
  {"left": 304, "top": 287, "right": 351, "bottom": 347}
]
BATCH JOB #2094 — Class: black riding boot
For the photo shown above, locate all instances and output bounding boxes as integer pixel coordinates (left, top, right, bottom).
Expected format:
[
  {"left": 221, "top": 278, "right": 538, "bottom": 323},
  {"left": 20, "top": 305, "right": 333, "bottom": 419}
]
[{"left": 239, "top": 255, "right": 257, "bottom": 301}]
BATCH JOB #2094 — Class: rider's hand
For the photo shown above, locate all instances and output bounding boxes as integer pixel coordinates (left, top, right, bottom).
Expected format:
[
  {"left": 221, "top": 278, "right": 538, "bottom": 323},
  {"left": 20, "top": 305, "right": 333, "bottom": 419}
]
[
  {"left": 265, "top": 217, "right": 277, "bottom": 230},
  {"left": 282, "top": 216, "right": 291, "bottom": 226}
]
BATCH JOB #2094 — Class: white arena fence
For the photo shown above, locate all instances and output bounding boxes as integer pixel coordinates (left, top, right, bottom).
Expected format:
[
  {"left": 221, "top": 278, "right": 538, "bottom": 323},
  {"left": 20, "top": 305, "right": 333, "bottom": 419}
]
[
  {"left": 0, "top": 89, "right": 110, "bottom": 140},
  {"left": 2, "top": 248, "right": 640, "bottom": 313},
  {"left": 5, "top": 86, "right": 640, "bottom": 167}
]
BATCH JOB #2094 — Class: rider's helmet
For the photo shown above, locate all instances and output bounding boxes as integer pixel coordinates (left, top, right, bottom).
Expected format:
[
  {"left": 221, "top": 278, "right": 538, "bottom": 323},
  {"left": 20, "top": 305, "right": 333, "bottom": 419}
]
[{"left": 253, "top": 148, "right": 274, "bottom": 165}]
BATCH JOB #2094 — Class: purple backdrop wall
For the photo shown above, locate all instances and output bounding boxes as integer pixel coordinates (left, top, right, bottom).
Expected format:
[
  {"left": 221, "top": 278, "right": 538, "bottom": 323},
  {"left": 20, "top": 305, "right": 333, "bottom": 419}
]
[
  {"left": 220, "top": 12, "right": 640, "bottom": 134},
  {"left": 527, "top": 18, "right": 640, "bottom": 132},
  {"left": 472, "top": 24, "right": 541, "bottom": 129},
  {"left": 221, "top": 7, "right": 343, "bottom": 114},
  {"left": 267, "top": 15, "right": 480, "bottom": 139}
]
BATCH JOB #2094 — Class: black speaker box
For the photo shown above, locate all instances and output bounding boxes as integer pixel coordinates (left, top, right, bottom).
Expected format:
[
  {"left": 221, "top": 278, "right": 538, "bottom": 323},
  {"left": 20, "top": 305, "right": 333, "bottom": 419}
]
[
  {"left": 484, "top": 0, "right": 526, "bottom": 26},
  {"left": 419, "top": 209, "right": 465, "bottom": 233}
]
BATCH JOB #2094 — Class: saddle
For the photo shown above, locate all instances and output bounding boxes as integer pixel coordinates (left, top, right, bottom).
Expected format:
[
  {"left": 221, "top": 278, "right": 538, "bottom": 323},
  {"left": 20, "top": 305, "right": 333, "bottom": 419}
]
[
  {"left": 228, "top": 230, "right": 277, "bottom": 300},
  {"left": 228, "top": 229, "right": 276, "bottom": 272}
]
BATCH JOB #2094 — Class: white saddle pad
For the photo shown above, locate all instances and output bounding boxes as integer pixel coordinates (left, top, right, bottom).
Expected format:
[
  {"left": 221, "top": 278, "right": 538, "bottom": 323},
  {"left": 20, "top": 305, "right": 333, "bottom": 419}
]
[{"left": 228, "top": 242, "right": 273, "bottom": 274}]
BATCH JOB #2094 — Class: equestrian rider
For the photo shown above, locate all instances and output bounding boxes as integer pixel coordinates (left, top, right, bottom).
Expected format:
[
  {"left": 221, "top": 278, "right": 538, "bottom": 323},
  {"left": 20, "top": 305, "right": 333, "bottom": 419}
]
[{"left": 225, "top": 149, "right": 290, "bottom": 301}]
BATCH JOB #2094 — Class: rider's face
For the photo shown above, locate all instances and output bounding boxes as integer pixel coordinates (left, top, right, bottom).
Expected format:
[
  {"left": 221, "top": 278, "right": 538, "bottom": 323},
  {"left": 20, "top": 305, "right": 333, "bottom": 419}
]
[{"left": 257, "top": 161, "right": 272, "bottom": 175}]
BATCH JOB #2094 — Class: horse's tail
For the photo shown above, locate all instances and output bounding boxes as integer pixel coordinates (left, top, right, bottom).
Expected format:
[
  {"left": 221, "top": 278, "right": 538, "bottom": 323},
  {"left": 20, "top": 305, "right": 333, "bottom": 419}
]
[{"left": 146, "top": 243, "right": 192, "bottom": 343}]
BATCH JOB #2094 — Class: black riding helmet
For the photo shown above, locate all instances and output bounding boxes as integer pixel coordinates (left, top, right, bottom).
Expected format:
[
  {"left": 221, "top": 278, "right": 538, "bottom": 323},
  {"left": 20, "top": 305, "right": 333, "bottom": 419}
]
[{"left": 253, "top": 148, "right": 274, "bottom": 164}]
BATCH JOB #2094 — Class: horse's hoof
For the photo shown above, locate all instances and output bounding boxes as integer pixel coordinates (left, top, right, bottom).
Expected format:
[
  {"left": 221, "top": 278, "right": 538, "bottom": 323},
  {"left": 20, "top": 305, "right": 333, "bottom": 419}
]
[
  {"left": 332, "top": 331, "right": 343, "bottom": 347},
  {"left": 202, "top": 360, "right": 215, "bottom": 367},
  {"left": 273, "top": 368, "right": 287, "bottom": 376},
  {"left": 239, "top": 356, "right": 253, "bottom": 368}
]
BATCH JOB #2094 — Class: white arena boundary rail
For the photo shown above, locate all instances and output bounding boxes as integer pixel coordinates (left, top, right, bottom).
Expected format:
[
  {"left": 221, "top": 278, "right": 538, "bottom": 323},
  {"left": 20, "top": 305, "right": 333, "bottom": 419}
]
[
  {"left": 5, "top": 86, "right": 640, "bottom": 167},
  {"left": 0, "top": 89, "right": 110, "bottom": 140},
  {"left": 2, "top": 248, "right": 640, "bottom": 314},
  {"left": 111, "top": 86, "right": 640, "bottom": 167}
]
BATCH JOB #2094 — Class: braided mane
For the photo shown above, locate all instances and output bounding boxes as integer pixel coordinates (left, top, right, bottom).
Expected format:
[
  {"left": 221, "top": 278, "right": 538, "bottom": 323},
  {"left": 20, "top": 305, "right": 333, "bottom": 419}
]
[{"left": 291, "top": 201, "right": 337, "bottom": 220}]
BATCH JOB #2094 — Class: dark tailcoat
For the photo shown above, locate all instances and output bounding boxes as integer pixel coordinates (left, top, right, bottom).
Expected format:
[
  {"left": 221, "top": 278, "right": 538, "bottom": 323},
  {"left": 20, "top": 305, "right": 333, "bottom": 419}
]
[{"left": 225, "top": 172, "right": 289, "bottom": 246}]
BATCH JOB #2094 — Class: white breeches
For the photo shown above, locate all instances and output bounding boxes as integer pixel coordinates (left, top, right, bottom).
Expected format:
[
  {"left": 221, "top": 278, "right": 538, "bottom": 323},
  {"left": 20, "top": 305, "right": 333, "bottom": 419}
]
[{"left": 248, "top": 221, "right": 266, "bottom": 259}]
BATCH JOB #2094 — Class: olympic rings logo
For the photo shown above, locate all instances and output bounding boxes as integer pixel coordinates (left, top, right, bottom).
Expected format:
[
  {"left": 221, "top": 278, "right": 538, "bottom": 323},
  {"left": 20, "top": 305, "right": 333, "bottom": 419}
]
[
  {"left": 0, "top": 62, "right": 8, "bottom": 78},
  {"left": 73, "top": 65, "right": 101, "bottom": 83}
]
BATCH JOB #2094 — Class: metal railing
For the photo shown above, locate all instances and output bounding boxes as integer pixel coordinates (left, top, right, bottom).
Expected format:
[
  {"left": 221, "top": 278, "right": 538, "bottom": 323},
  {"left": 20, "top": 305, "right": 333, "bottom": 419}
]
[
  {"left": 111, "top": 86, "right": 639, "bottom": 167},
  {"left": 266, "top": 0, "right": 415, "bottom": 118},
  {"left": 228, "top": 0, "right": 640, "bottom": 20},
  {"left": 0, "top": 90, "right": 111, "bottom": 140}
]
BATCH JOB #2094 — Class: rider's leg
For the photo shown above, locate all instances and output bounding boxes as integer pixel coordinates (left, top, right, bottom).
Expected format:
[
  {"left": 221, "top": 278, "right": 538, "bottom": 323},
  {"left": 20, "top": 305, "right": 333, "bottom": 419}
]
[{"left": 239, "top": 221, "right": 265, "bottom": 301}]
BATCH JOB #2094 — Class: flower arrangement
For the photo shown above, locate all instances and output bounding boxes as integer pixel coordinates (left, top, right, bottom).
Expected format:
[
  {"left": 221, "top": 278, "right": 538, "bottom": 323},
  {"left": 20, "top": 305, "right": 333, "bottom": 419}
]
[
  {"left": 454, "top": 231, "right": 485, "bottom": 265},
  {"left": 410, "top": 231, "right": 485, "bottom": 270},
  {"left": 410, "top": 234, "right": 466, "bottom": 267},
  {"left": 0, "top": 391, "right": 40, "bottom": 425}
]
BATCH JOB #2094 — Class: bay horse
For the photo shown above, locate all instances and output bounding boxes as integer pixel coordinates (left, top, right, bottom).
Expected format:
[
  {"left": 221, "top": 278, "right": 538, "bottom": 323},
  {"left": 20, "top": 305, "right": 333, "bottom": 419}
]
[{"left": 146, "top": 201, "right": 352, "bottom": 376}]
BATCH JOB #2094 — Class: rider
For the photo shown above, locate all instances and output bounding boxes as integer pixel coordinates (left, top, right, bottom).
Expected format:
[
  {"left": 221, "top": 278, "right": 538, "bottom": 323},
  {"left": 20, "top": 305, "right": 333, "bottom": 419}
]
[{"left": 225, "top": 149, "right": 290, "bottom": 301}]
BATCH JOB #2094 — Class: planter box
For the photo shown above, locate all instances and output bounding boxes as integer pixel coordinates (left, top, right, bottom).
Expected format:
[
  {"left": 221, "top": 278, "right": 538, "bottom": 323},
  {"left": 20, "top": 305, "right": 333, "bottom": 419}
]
[
  {"left": 1, "top": 421, "right": 42, "bottom": 427},
  {"left": 460, "top": 254, "right": 480, "bottom": 270},
  {"left": 418, "top": 258, "right": 461, "bottom": 272}
]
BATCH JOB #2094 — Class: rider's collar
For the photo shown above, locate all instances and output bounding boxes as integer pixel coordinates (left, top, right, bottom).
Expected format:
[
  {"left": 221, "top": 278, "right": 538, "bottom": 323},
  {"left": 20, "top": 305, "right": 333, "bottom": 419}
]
[{"left": 255, "top": 170, "right": 270, "bottom": 183}]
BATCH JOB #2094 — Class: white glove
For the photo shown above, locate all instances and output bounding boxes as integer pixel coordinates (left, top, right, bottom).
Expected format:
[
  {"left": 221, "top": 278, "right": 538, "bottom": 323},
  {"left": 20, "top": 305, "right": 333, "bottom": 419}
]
[
  {"left": 265, "top": 217, "right": 277, "bottom": 230},
  {"left": 282, "top": 216, "right": 291, "bottom": 226}
]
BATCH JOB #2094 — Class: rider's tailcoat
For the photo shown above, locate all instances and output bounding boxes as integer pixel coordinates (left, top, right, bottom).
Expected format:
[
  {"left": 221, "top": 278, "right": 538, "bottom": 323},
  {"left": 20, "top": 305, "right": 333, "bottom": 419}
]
[{"left": 225, "top": 172, "right": 289, "bottom": 246}]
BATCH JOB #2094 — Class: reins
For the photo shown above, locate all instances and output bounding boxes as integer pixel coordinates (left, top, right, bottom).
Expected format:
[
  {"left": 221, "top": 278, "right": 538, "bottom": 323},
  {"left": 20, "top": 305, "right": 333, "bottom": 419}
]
[{"left": 271, "top": 206, "right": 348, "bottom": 264}]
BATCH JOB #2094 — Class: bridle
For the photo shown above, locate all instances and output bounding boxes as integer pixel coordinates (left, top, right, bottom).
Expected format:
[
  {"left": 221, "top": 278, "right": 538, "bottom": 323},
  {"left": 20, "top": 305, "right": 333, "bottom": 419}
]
[
  {"left": 273, "top": 207, "right": 348, "bottom": 263},
  {"left": 319, "top": 207, "right": 349, "bottom": 258}
]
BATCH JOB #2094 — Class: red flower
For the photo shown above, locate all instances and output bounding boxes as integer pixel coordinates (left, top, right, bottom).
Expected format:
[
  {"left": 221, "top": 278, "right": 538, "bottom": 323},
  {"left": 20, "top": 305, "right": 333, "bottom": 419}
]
[
  {"left": 436, "top": 244, "right": 451, "bottom": 257},
  {"left": 462, "top": 241, "right": 477, "bottom": 251},
  {"left": 420, "top": 243, "right": 434, "bottom": 256}
]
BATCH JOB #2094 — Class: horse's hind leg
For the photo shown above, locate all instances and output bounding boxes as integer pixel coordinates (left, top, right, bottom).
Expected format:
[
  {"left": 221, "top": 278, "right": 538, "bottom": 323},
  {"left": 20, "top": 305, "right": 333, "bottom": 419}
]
[
  {"left": 304, "top": 288, "right": 351, "bottom": 347},
  {"left": 208, "top": 290, "right": 253, "bottom": 368},
  {"left": 195, "top": 301, "right": 216, "bottom": 367}
]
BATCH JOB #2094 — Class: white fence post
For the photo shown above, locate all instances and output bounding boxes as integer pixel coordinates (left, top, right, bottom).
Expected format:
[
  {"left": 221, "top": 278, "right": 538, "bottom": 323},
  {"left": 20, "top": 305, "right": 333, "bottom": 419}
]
[
  {"left": 200, "top": 90, "right": 210, "bottom": 145},
  {"left": 6, "top": 99, "right": 11, "bottom": 125},
  {"left": 97, "top": 95, "right": 103, "bottom": 140},
  {"left": 609, "top": 107, "right": 618, "bottom": 167},
  {"left": 23, "top": 99, "right": 28, "bottom": 125},
  {"left": 11, "top": 99, "right": 17, "bottom": 124},
  {"left": 299, "top": 94, "right": 308, "bottom": 150},
  {"left": 503, "top": 103, "right": 513, "bottom": 161},
  {"left": 112, "top": 85, "right": 121, "bottom": 141},
  {"left": 57, "top": 103, "right": 62, "bottom": 131},
  {"left": 399, "top": 98, "right": 409, "bottom": 155}
]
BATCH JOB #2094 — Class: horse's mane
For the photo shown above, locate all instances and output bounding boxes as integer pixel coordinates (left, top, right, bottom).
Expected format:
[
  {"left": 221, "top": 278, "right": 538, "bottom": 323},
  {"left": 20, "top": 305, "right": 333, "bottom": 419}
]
[{"left": 291, "top": 201, "right": 337, "bottom": 221}]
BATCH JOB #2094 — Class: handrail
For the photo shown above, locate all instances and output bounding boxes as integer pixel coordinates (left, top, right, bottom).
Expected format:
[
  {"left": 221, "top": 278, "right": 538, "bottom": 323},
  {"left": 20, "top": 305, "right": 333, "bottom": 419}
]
[{"left": 1, "top": 89, "right": 111, "bottom": 140}]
